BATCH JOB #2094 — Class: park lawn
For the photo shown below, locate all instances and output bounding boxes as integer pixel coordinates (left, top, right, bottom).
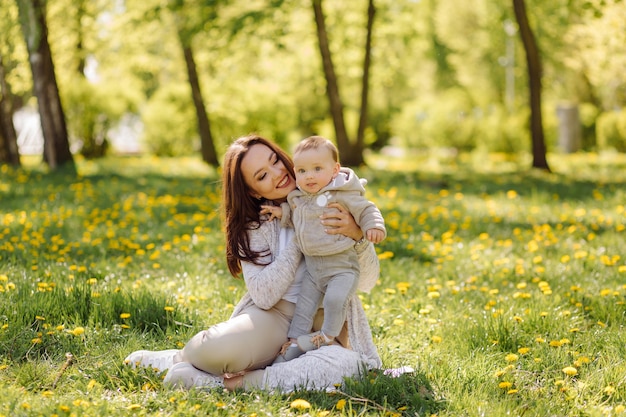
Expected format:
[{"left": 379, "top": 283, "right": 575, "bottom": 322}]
[{"left": 1, "top": 151, "right": 625, "bottom": 416}]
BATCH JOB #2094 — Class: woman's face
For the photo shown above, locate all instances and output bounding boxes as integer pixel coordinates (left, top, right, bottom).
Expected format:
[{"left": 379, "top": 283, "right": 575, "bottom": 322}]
[{"left": 241, "top": 144, "right": 296, "bottom": 202}]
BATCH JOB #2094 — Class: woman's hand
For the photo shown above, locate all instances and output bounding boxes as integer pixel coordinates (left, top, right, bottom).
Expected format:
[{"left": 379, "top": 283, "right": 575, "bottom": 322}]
[{"left": 320, "top": 202, "right": 364, "bottom": 241}]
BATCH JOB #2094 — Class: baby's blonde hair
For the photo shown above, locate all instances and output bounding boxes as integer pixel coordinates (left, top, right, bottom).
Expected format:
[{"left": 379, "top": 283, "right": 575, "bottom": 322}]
[{"left": 294, "top": 136, "right": 339, "bottom": 163}]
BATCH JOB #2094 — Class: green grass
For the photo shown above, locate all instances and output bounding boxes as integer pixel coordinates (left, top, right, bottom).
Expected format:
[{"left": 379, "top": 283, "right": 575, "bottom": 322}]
[{"left": 1, "top": 151, "right": 626, "bottom": 416}]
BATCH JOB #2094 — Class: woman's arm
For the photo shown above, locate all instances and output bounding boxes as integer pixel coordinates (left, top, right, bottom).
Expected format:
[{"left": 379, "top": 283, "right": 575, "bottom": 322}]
[{"left": 241, "top": 221, "right": 303, "bottom": 309}]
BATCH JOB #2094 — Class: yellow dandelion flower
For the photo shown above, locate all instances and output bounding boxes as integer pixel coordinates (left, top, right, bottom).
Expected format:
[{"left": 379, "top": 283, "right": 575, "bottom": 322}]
[
  {"left": 164, "top": 306, "right": 175, "bottom": 312},
  {"left": 336, "top": 399, "right": 346, "bottom": 410},
  {"left": 121, "top": 324, "right": 130, "bottom": 329},
  {"left": 41, "top": 390, "right": 54, "bottom": 398},
  {"left": 59, "top": 405, "right": 71, "bottom": 412},
  {"left": 562, "top": 366, "right": 578, "bottom": 376},
  {"left": 120, "top": 313, "right": 131, "bottom": 319},
  {"left": 549, "top": 340, "right": 562, "bottom": 347},
  {"left": 518, "top": 347, "right": 530, "bottom": 355},
  {"left": 377, "top": 251, "right": 394, "bottom": 260},
  {"left": 36, "top": 316, "right": 46, "bottom": 321},
  {"left": 507, "top": 389, "right": 518, "bottom": 395},
  {"left": 498, "top": 381, "right": 513, "bottom": 389},
  {"left": 604, "top": 385, "right": 616, "bottom": 395},
  {"left": 290, "top": 399, "right": 311, "bottom": 410},
  {"left": 427, "top": 291, "right": 440, "bottom": 299},
  {"left": 71, "top": 327, "right": 85, "bottom": 336},
  {"left": 494, "top": 369, "right": 506, "bottom": 378},
  {"left": 31, "top": 338, "right": 42, "bottom": 344},
  {"left": 431, "top": 335, "right": 442, "bottom": 343},
  {"left": 615, "top": 404, "right": 625, "bottom": 413},
  {"left": 505, "top": 354, "right": 519, "bottom": 362}
]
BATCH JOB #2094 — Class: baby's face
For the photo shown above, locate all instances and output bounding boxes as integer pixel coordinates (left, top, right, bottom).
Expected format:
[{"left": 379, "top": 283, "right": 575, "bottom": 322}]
[{"left": 293, "top": 147, "right": 340, "bottom": 194}]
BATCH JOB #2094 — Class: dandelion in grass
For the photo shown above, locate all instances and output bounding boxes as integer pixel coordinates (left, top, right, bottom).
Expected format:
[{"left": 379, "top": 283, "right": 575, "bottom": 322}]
[
  {"left": 604, "top": 385, "right": 616, "bottom": 395},
  {"left": 164, "top": 306, "right": 175, "bottom": 312},
  {"left": 120, "top": 313, "right": 131, "bottom": 319},
  {"left": 127, "top": 404, "right": 141, "bottom": 411},
  {"left": 505, "top": 354, "right": 519, "bottom": 363},
  {"left": 562, "top": 366, "right": 578, "bottom": 376},
  {"left": 290, "top": 399, "right": 311, "bottom": 410},
  {"left": 498, "top": 381, "right": 513, "bottom": 390},
  {"left": 336, "top": 399, "right": 346, "bottom": 410},
  {"left": 71, "top": 327, "right": 85, "bottom": 336},
  {"left": 431, "top": 335, "right": 442, "bottom": 343},
  {"left": 615, "top": 404, "right": 625, "bottom": 413},
  {"left": 494, "top": 369, "right": 507, "bottom": 378},
  {"left": 378, "top": 251, "right": 394, "bottom": 260},
  {"left": 518, "top": 347, "right": 530, "bottom": 355}
]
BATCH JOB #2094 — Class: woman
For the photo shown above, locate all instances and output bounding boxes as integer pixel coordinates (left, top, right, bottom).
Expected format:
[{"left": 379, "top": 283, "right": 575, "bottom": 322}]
[{"left": 125, "top": 134, "right": 381, "bottom": 392}]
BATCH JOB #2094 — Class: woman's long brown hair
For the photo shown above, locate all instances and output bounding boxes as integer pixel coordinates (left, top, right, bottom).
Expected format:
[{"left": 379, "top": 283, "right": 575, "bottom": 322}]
[{"left": 222, "top": 134, "right": 295, "bottom": 277}]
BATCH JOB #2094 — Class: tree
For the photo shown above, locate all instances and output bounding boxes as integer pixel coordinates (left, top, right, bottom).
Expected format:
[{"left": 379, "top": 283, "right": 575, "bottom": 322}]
[
  {"left": 16, "top": 0, "right": 74, "bottom": 171},
  {"left": 312, "top": 0, "right": 375, "bottom": 167},
  {"left": 0, "top": 55, "right": 20, "bottom": 166},
  {"left": 513, "top": 0, "right": 550, "bottom": 171},
  {"left": 171, "top": 0, "right": 220, "bottom": 167}
]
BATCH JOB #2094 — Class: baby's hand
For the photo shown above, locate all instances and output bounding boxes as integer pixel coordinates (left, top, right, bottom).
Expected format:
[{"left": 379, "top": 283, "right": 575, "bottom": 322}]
[
  {"left": 260, "top": 205, "right": 283, "bottom": 221},
  {"left": 366, "top": 228, "right": 385, "bottom": 244}
]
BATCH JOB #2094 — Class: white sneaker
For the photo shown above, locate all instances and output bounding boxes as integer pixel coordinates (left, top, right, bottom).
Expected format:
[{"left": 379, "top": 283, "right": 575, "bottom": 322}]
[
  {"left": 163, "top": 362, "right": 224, "bottom": 389},
  {"left": 124, "top": 349, "right": 180, "bottom": 372}
]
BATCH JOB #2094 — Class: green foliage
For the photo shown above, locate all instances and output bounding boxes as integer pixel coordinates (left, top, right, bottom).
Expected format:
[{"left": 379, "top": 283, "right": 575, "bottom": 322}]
[
  {"left": 579, "top": 102, "right": 600, "bottom": 150},
  {"left": 597, "top": 109, "right": 626, "bottom": 152},
  {"left": 62, "top": 78, "right": 140, "bottom": 158},
  {"left": 141, "top": 84, "right": 198, "bottom": 156}
]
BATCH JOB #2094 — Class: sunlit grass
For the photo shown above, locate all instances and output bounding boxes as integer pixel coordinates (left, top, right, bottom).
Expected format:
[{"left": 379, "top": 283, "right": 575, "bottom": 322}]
[{"left": 1, "top": 151, "right": 625, "bottom": 416}]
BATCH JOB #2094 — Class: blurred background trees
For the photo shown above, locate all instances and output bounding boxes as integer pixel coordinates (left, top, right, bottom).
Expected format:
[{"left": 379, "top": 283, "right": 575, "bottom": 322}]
[{"left": 1, "top": 0, "right": 624, "bottom": 169}]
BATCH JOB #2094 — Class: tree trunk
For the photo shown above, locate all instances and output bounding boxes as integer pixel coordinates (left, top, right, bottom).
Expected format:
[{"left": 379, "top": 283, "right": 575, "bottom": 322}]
[
  {"left": 312, "top": 0, "right": 353, "bottom": 163},
  {"left": 0, "top": 55, "right": 21, "bottom": 166},
  {"left": 17, "top": 0, "right": 74, "bottom": 171},
  {"left": 355, "top": 0, "right": 375, "bottom": 164},
  {"left": 180, "top": 36, "right": 219, "bottom": 167},
  {"left": 512, "top": 0, "right": 551, "bottom": 172}
]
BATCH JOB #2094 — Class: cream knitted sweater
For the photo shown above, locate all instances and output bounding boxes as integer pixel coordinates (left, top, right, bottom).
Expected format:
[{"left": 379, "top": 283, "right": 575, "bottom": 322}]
[{"left": 230, "top": 216, "right": 382, "bottom": 391}]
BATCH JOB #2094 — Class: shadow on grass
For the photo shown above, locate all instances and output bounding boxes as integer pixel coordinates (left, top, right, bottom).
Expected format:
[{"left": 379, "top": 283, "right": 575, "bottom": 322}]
[{"left": 290, "top": 367, "right": 444, "bottom": 416}]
